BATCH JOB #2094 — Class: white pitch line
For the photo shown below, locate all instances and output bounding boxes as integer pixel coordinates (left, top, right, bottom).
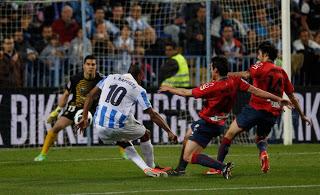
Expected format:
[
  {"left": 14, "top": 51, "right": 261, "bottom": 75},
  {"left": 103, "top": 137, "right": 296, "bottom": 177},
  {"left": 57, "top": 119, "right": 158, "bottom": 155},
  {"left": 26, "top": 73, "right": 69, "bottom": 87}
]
[
  {"left": 1, "top": 152, "right": 320, "bottom": 164},
  {"left": 60, "top": 184, "right": 320, "bottom": 195}
]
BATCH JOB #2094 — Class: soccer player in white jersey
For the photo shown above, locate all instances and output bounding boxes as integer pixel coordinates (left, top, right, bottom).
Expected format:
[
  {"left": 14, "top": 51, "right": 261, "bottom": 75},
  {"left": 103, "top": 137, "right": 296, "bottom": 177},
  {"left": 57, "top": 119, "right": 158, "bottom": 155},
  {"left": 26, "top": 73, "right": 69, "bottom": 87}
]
[{"left": 76, "top": 62, "right": 178, "bottom": 177}]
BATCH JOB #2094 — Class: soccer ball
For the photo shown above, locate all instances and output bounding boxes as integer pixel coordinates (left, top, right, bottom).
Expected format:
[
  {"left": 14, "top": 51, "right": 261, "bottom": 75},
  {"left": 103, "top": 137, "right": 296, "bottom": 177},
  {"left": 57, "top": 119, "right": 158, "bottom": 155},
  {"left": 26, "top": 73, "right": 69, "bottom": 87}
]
[{"left": 74, "top": 109, "right": 93, "bottom": 125}]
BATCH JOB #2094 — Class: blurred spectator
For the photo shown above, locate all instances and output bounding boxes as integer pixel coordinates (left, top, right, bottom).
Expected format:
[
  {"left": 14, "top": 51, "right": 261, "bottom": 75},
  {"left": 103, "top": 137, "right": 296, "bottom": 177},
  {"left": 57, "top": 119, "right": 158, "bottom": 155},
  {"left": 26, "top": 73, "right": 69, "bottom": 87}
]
[
  {"left": 52, "top": 5, "right": 79, "bottom": 46},
  {"left": 69, "top": 28, "right": 92, "bottom": 68},
  {"left": 134, "top": 30, "right": 146, "bottom": 56},
  {"left": 159, "top": 41, "right": 190, "bottom": 87},
  {"left": 300, "top": 0, "right": 320, "bottom": 33},
  {"left": 114, "top": 25, "right": 134, "bottom": 54},
  {"left": 85, "top": 7, "right": 118, "bottom": 39},
  {"left": 186, "top": 5, "right": 206, "bottom": 55},
  {"left": 92, "top": 22, "right": 115, "bottom": 57},
  {"left": 243, "top": 29, "right": 259, "bottom": 67},
  {"left": 20, "top": 13, "right": 39, "bottom": 42},
  {"left": 214, "top": 25, "right": 243, "bottom": 70},
  {"left": 291, "top": 0, "right": 302, "bottom": 41},
  {"left": 162, "top": 4, "right": 183, "bottom": 46},
  {"left": 0, "top": 35, "right": 24, "bottom": 88},
  {"left": 211, "top": 9, "right": 247, "bottom": 39},
  {"left": 14, "top": 30, "right": 38, "bottom": 63},
  {"left": 293, "top": 28, "right": 320, "bottom": 85},
  {"left": 244, "top": 30, "right": 258, "bottom": 57},
  {"left": 69, "top": 0, "right": 94, "bottom": 24},
  {"left": 108, "top": 3, "right": 126, "bottom": 37},
  {"left": 126, "top": 4, "right": 157, "bottom": 45},
  {"left": 265, "top": 0, "right": 281, "bottom": 22},
  {"left": 40, "top": 34, "right": 66, "bottom": 69},
  {"left": 114, "top": 25, "right": 134, "bottom": 74},
  {"left": 149, "top": 3, "right": 182, "bottom": 45},
  {"left": 134, "top": 56, "right": 156, "bottom": 88},
  {"left": 268, "top": 24, "right": 282, "bottom": 53},
  {"left": 179, "top": 3, "right": 202, "bottom": 23},
  {"left": 232, "top": 10, "right": 249, "bottom": 35},
  {"left": 252, "top": 8, "right": 270, "bottom": 40},
  {"left": 32, "top": 25, "right": 53, "bottom": 53},
  {"left": 293, "top": 29, "right": 320, "bottom": 52}
]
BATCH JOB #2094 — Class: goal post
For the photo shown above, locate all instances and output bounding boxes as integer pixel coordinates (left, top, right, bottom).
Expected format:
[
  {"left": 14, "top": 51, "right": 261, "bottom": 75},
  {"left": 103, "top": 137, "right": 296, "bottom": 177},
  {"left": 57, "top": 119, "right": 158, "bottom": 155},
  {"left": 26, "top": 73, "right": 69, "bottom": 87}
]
[{"left": 281, "top": 0, "right": 293, "bottom": 145}]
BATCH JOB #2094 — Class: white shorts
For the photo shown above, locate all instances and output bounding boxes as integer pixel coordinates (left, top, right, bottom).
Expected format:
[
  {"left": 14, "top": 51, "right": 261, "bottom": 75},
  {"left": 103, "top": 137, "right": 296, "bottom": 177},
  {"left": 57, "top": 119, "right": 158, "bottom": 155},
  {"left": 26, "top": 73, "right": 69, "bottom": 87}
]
[{"left": 95, "top": 115, "right": 146, "bottom": 144}]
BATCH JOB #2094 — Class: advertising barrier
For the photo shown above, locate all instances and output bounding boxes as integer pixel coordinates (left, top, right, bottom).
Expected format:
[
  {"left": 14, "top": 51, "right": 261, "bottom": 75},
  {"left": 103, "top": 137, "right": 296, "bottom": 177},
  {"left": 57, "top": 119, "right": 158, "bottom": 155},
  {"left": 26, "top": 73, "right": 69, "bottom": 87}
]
[{"left": 0, "top": 87, "right": 319, "bottom": 147}]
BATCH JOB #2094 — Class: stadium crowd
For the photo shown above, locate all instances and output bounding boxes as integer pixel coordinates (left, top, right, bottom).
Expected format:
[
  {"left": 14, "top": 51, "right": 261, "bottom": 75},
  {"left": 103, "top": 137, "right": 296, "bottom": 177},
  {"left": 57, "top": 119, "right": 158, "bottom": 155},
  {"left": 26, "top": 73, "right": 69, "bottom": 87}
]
[{"left": 0, "top": 0, "right": 319, "bottom": 88}]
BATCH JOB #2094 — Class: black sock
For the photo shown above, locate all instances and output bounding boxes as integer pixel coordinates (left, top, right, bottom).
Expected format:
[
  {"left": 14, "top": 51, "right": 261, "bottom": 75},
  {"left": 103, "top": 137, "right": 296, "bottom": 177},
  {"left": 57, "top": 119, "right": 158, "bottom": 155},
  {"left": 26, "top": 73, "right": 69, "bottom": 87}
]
[{"left": 176, "top": 144, "right": 188, "bottom": 171}]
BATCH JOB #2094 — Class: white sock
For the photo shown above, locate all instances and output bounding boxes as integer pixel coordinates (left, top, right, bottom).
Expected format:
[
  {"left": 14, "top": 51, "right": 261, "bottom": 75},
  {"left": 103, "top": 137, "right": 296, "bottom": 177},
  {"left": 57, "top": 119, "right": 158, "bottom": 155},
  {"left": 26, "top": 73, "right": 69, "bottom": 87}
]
[
  {"left": 140, "top": 140, "right": 155, "bottom": 168},
  {"left": 125, "top": 146, "right": 149, "bottom": 171}
]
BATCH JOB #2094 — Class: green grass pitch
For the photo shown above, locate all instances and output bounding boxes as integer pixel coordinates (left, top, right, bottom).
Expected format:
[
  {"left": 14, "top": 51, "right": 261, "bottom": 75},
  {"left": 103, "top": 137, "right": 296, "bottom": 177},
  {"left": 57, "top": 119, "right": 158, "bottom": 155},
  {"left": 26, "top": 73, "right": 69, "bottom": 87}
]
[{"left": 0, "top": 144, "right": 320, "bottom": 194}]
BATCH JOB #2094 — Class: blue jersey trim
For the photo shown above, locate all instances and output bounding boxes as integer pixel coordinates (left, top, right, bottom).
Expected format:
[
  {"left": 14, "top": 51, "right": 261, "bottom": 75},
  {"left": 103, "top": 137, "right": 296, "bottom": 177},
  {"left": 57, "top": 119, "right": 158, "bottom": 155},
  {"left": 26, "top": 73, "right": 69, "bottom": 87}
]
[
  {"left": 99, "top": 106, "right": 107, "bottom": 126},
  {"left": 108, "top": 109, "right": 117, "bottom": 128},
  {"left": 93, "top": 105, "right": 99, "bottom": 124},
  {"left": 141, "top": 91, "right": 151, "bottom": 108},
  {"left": 119, "top": 114, "right": 127, "bottom": 128}
]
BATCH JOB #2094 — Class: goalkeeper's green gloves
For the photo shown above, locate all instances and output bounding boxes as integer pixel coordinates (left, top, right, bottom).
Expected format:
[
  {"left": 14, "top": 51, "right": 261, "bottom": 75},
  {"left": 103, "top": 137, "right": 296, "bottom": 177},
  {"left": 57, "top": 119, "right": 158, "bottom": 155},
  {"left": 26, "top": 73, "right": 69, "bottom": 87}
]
[{"left": 47, "top": 106, "right": 62, "bottom": 123}]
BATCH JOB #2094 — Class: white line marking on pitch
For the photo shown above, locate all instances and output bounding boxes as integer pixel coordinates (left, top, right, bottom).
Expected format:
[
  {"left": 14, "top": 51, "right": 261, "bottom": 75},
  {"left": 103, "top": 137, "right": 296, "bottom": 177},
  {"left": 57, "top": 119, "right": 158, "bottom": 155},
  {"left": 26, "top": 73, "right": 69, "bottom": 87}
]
[
  {"left": 1, "top": 152, "right": 320, "bottom": 164},
  {"left": 60, "top": 184, "right": 320, "bottom": 195}
]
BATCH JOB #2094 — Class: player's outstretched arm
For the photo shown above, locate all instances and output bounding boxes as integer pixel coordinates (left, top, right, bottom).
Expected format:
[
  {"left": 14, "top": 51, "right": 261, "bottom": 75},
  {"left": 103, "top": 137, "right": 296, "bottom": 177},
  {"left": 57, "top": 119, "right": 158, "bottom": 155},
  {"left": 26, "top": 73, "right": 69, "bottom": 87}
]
[
  {"left": 146, "top": 107, "right": 178, "bottom": 144},
  {"left": 287, "top": 93, "right": 312, "bottom": 126},
  {"left": 247, "top": 85, "right": 293, "bottom": 109},
  {"left": 76, "top": 86, "right": 101, "bottom": 133},
  {"left": 227, "top": 71, "right": 251, "bottom": 79},
  {"left": 159, "top": 85, "right": 192, "bottom": 97},
  {"left": 47, "top": 90, "right": 70, "bottom": 123}
]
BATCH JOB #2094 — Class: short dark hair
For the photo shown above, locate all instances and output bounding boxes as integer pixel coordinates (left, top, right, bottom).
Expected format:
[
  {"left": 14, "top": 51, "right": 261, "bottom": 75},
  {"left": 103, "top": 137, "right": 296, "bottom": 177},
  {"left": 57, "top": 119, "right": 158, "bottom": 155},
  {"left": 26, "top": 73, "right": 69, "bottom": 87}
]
[
  {"left": 223, "top": 24, "right": 233, "bottom": 31},
  {"left": 3, "top": 34, "right": 13, "bottom": 41},
  {"left": 41, "top": 24, "right": 52, "bottom": 32},
  {"left": 211, "top": 56, "right": 229, "bottom": 76},
  {"left": 258, "top": 41, "right": 278, "bottom": 61},
  {"left": 112, "top": 2, "right": 123, "bottom": 9},
  {"left": 165, "top": 41, "right": 177, "bottom": 49},
  {"left": 299, "top": 28, "right": 308, "bottom": 35},
  {"left": 128, "top": 62, "right": 142, "bottom": 79},
  {"left": 83, "top": 55, "right": 96, "bottom": 63},
  {"left": 95, "top": 6, "right": 105, "bottom": 13}
]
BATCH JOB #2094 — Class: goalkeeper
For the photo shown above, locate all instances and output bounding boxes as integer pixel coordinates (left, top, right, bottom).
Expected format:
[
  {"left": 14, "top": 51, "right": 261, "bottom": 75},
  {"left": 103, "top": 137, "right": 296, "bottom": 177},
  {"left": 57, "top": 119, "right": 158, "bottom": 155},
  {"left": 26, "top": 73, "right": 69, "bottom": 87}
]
[{"left": 34, "top": 55, "right": 104, "bottom": 161}]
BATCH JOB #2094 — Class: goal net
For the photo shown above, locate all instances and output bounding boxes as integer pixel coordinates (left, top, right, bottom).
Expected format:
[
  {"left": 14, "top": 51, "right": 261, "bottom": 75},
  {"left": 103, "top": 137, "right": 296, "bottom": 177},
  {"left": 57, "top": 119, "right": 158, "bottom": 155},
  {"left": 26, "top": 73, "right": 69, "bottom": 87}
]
[{"left": 0, "top": 0, "right": 283, "bottom": 147}]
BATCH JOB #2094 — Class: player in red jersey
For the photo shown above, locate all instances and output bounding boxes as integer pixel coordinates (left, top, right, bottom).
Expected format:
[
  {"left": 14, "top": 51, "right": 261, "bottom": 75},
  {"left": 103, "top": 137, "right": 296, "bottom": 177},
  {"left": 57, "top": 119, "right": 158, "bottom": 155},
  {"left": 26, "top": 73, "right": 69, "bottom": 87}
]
[
  {"left": 215, "top": 42, "right": 311, "bottom": 174},
  {"left": 159, "top": 56, "right": 292, "bottom": 179}
]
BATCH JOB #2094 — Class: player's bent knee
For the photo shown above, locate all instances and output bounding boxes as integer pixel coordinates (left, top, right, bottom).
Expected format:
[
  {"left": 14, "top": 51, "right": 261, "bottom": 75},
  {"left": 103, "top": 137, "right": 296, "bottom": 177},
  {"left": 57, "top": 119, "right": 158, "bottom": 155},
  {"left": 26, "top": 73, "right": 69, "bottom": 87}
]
[
  {"left": 140, "top": 129, "right": 151, "bottom": 142},
  {"left": 225, "top": 130, "right": 236, "bottom": 139},
  {"left": 183, "top": 153, "right": 192, "bottom": 163},
  {"left": 52, "top": 127, "right": 63, "bottom": 134}
]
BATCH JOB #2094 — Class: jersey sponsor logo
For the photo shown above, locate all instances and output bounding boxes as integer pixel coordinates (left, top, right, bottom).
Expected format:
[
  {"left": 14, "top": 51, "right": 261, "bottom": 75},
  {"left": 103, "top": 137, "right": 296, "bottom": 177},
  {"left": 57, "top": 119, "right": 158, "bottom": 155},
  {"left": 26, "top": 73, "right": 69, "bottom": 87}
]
[
  {"left": 209, "top": 114, "right": 229, "bottom": 122},
  {"left": 200, "top": 83, "right": 214, "bottom": 90},
  {"left": 267, "top": 99, "right": 281, "bottom": 108},
  {"left": 251, "top": 61, "right": 263, "bottom": 70}
]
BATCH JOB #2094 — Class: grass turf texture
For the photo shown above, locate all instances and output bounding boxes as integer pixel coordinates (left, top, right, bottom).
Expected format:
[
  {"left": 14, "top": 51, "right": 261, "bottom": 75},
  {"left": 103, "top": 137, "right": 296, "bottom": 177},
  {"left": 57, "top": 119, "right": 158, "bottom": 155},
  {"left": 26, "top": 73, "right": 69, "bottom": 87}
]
[{"left": 0, "top": 144, "right": 319, "bottom": 195}]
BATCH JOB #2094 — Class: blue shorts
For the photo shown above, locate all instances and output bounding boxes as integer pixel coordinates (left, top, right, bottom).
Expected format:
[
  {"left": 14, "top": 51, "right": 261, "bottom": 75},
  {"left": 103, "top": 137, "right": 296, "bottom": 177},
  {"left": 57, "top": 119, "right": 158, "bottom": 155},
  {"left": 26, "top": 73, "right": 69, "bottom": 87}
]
[
  {"left": 188, "top": 119, "right": 224, "bottom": 148},
  {"left": 236, "top": 105, "right": 278, "bottom": 137}
]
